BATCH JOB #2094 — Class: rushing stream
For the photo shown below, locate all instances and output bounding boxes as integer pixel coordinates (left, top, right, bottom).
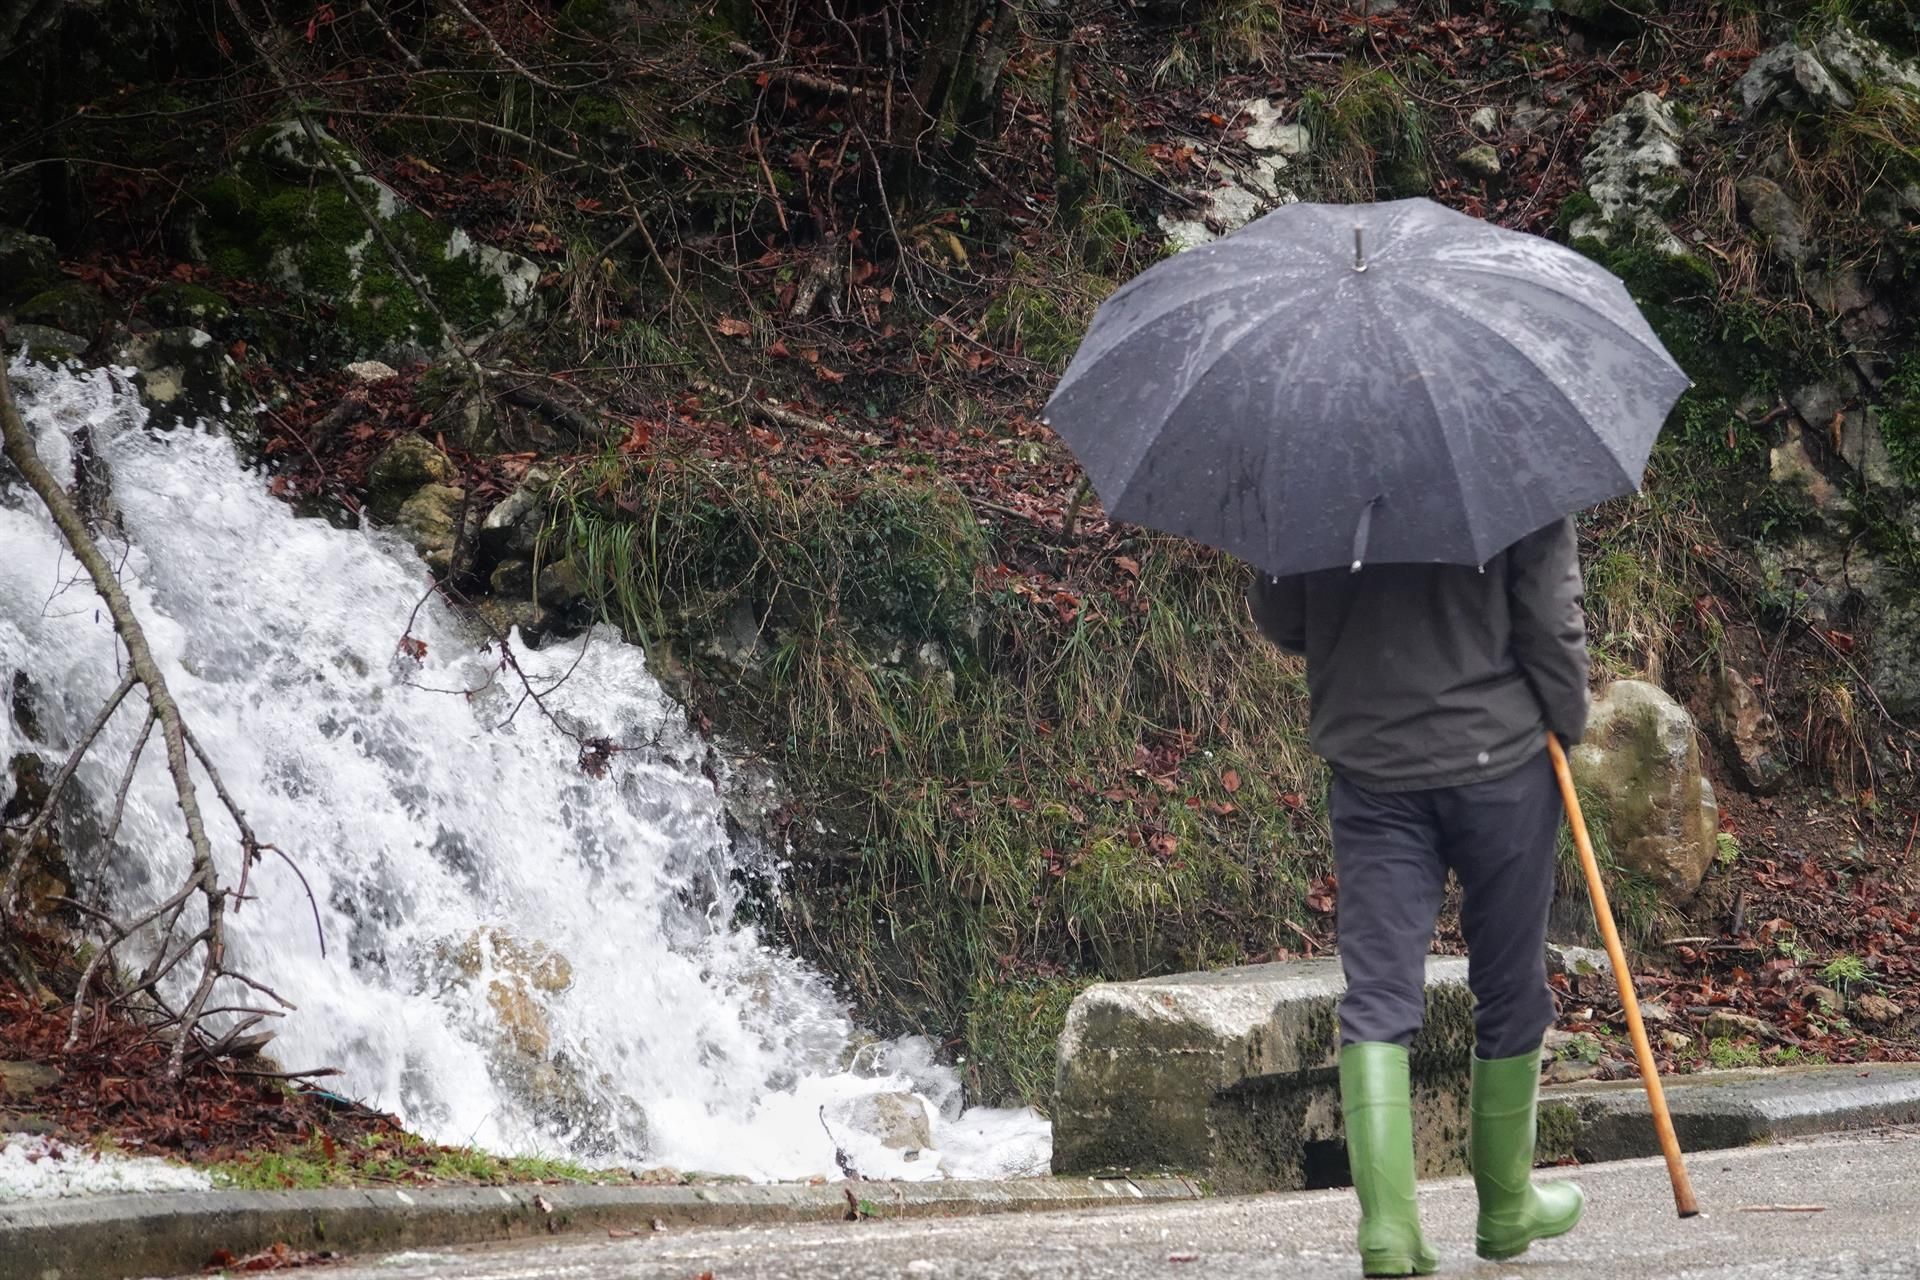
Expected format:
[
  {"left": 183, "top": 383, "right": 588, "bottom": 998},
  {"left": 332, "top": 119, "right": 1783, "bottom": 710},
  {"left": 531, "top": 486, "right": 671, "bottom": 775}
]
[{"left": 0, "top": 358, "right": 1049, "bottom": 1180}]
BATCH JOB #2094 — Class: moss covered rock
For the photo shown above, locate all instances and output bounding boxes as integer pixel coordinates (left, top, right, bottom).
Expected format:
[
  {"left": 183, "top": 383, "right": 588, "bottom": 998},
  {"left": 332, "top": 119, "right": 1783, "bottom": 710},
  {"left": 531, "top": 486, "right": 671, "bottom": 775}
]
[
  {"left": 366, "top": 435, "right": 457, "bottom": 522},
  {"left": 0, "top": 228, "right": 59, "bottom": 305},
  {"left": 15, "top": 281, "right": 106, "bottom": 336},
  {"left": 190, "top": 122, "right": 542, "bottom": 361},
  {"left": 1570, "top": 680, "right": 1719, "bottom": 903}
]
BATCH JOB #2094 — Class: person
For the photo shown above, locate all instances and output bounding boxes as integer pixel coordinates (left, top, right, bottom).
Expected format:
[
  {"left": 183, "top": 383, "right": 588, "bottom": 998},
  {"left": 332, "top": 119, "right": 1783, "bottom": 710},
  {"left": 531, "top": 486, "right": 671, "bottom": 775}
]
[{"left": 1249, "top": 516, "right": 1590, "bottom": 1278}]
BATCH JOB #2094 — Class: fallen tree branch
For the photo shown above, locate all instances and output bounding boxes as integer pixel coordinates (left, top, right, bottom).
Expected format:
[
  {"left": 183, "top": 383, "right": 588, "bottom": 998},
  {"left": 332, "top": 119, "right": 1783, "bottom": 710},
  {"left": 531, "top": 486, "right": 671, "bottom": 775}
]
[{"left": 1, "top": 359, "right": 299, "bottom": 1079}]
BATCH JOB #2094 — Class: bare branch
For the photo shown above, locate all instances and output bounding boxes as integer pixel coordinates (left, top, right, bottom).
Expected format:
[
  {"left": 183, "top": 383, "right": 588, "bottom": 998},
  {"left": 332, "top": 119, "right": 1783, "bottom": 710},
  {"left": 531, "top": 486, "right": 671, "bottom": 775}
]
[{"left": 2, "top": 671, "right": 137, "bottom": 909}]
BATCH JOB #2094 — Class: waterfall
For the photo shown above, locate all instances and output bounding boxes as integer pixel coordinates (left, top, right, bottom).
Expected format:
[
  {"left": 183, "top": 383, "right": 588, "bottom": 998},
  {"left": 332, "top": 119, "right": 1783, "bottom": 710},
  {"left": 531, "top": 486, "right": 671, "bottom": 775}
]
[{"left": 0, "top": 358, "right": 1049, "bottom": 1181}]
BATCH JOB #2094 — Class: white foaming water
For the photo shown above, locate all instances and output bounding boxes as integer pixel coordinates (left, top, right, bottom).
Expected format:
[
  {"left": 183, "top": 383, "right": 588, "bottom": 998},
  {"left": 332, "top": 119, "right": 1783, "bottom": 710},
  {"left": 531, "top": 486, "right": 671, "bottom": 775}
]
[{"left": 0, "top": 359, "right": 1049, "bottom": 1181}]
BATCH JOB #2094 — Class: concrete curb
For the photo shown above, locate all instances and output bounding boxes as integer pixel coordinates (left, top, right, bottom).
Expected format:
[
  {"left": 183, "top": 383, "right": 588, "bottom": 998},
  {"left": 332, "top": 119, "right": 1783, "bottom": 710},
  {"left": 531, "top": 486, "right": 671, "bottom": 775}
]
[
  {"left": 0, "top": 1175, "right": 1204, "bottom": 1280},
  {"left": 1539, "top": 1062, "right": 1920, "bottom": 1163}
]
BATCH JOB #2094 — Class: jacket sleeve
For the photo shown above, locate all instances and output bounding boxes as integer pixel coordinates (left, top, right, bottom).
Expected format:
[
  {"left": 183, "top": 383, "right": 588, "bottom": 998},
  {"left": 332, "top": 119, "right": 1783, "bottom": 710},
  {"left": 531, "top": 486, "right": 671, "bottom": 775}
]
[
  {"left": 1507, "top": 518, "right": 1591, "bottom": 745},
  {"left": 1247, "top": 573, "right": 1307, "bottom": 656}
]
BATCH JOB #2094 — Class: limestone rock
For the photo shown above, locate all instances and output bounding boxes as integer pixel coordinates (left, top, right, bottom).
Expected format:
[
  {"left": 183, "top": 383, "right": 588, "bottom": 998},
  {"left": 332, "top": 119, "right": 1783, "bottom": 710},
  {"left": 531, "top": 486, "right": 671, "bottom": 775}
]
[
  {"left": 345, "top": 359, "right": 400, "bottom": 385},
  {"left": 1456, "top": 144, "right": 1502, "bottom": 180},
  {"left": 1702, "top": 1010, "right": 1776, "bottom": 1041},
  {"left": 366, "top": 435, "right": 457, "bottom": 523},
  {"left": 1768, "top": 424, "right": 1839, "bottom": 512},
  {"left": 0, "top": 229, "right": 60, "bottom": 304},
  {"left": 827, "top": 1091, "right": 934, "bottom": 1152},
  {"left": 1158, "top": 98, "right": 1305, "bottom": 251},
  {"left": 1569, "top": 680, "right": 1719, "bottom": 902},
  {"left": 477, "top": 468, "right": 554, "bottom": 559},
  {"left": 395, "top": 484, "right": 466, "bottom": 573},
  {"left": 1470, "top": 106, "right": 1500, "bottom": 136},
  {"left": 1738, "top": 176, "right": 1810, "bottom": 264},
  {"left": 1544, "top": 1059, "right": 1603, "bottom": 1085},
  {"left": 192, "top": 121, "right": 542, "bottom": 361},
  {"left": 1053, "top": 956, "right": 1476, "bottom": 1191},
  {"left": 1709, "top": 659, "right": 1788, "bottom": 795},
  {"left": 1739, "top": 29, "right": 1920, "bottom": 118},
  {"left": 1572, "top": 93, "right": 1688, "bottom": 255}
]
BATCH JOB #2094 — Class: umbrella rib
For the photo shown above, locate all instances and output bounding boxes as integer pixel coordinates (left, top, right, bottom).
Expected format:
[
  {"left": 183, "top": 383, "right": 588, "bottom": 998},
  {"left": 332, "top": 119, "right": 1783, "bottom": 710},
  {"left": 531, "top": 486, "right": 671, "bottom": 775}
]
[
  {"left": 1399, "top": 280, "right": 1646, "bottom": 493},
  {"left": 1100, "top": 279, "right": 1350, "bottom": 515},
  {"left": 1376, "top": 298, "right": 1483, "bottom": 561},
  {"left": 1061, "top": 265, "right": 1339, "bottom": 378},
  {"left": 1415, "top": 262, "right": 1687, "bottom": 375}
]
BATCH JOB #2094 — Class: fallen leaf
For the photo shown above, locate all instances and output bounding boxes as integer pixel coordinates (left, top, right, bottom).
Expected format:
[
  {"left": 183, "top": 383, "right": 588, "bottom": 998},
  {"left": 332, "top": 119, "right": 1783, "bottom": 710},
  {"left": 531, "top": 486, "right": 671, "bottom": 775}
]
[
  {"left": 1222, "top": 769, "right": 1241, "bottom": 793},
  {"left": 716, "top": 316, "right": 752, "bottom": 338}
]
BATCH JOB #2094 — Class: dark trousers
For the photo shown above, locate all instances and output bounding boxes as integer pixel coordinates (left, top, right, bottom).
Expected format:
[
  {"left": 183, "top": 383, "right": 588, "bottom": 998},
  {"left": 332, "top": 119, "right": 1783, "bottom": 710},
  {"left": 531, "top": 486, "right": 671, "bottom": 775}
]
[{"left": 1331, "top": 749, "right": 1562, "bottom": 1061}]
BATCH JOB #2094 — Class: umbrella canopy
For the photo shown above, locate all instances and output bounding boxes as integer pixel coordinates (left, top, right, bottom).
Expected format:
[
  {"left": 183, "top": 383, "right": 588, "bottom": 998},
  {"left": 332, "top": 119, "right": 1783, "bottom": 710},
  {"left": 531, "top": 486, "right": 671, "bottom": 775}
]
[{"left": 1043, "top": 198, "right": 1690, "bottom": 576}]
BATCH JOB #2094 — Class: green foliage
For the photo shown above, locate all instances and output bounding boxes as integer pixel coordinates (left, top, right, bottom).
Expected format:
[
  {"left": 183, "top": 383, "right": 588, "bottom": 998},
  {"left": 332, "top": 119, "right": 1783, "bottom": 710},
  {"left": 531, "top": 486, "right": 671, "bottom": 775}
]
[
  {"left": 1707, "top": 1035, "right": 1763, "bottom": 1069},
  {"left": 1822, "top": 953, "right": 1870, "bottom": 987},
  {"left": 558, "top": 455, "right": 1325, "bottom": 1105},
  {"left": 983, "top": 251, "right": 1115, "bottom": 372},
  {"left": 210, "top": 1131, "right": 606, "bottom": 1190},
  {"left": 1297, "top": 66, "right": 1430, "bottom": 199},
  {"left": 1716, "top": 831, "right": 1742, "bottom": 869}
]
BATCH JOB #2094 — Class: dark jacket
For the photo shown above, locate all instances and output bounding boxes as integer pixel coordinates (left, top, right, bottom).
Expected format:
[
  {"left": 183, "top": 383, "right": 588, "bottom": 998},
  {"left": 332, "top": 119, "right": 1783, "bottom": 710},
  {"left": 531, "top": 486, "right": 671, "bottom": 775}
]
[{"left": 1248, "top": 518, "right": 1590, "bottom": 792}]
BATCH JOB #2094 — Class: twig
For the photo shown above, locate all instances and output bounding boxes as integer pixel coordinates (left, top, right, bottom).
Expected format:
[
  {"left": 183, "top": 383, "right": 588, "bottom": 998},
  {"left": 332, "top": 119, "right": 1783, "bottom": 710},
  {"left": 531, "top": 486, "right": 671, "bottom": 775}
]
[
  {"left": 0, "top": 365, "right": 261, "bottom": 1077},
  {"left": 2, "top": 672, "right": 137, "bottom": 909},
  {"left": 444, "top": 0, "right": 565, "bottom": 90},
  {"left": 726, "top": 40, "right": 866, "bottom": 99}
]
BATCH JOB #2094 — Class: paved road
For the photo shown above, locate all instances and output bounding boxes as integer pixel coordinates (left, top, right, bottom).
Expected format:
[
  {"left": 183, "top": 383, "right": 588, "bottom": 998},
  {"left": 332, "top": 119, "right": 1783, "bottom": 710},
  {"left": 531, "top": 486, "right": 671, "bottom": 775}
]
[{"left": 318, "top": 1129, "right": 1920, "bottom": 1280}]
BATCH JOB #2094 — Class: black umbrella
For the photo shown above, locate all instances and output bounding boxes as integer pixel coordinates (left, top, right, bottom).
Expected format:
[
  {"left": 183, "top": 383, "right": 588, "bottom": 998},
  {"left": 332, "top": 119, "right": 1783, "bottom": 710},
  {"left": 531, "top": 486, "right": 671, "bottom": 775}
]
[{"left": 1042, "top": 198, "right": 1689, "bottom": 575}]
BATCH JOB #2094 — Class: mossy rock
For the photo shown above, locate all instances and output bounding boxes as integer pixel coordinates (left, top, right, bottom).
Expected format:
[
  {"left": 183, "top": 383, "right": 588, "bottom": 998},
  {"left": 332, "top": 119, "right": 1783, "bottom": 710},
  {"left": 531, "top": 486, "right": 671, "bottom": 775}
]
[
  {"left": 0, "top": 228, "right": 60, "bottom": 306},
  {"left": 15, "top": 281, "right": 107, "bottom": 336},
  {"left": 141, "top": 281, "right": 235, "bottom": 329},
  {"left": 367, "top": 435, "right": 457, "bottom": 523},
  {"left": 189, "top": 122, "right": 542, "bottom": 360}
]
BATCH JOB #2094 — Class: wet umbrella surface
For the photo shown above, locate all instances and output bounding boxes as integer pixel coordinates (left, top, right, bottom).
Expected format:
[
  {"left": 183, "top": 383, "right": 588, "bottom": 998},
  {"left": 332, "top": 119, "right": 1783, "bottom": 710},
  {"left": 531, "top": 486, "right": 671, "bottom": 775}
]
[{"left": 1043, "top": 198, "right": 1691, "bottom": 575}]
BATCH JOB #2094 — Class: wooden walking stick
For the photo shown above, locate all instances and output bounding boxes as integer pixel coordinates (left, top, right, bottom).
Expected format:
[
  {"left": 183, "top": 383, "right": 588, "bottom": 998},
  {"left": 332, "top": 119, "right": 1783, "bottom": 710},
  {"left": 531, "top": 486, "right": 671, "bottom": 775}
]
[{"left": 1548, "top": 733, "right": 1701, "bottom": 1218}]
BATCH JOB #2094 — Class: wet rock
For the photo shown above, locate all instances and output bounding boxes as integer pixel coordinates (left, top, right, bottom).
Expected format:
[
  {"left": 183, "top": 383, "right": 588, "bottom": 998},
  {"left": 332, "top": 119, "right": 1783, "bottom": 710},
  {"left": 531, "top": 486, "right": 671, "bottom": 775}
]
[
  {"left": 115, "top": 327, "right": 246, "bottom": 429},
  {"left": 1853, "top": 993, "right": 1904, "bottom": 1026},
  {"left": 15, "top": 281, "right": 106, "bottom": 336},
  {"left": 394, "top": 484, "right": 467, "bottom": 575},
  {"left": 1738, "top": 176, "right": 1810, "bottom": 265},
  {"left": 1768, "top": 424, "right": 1839, "bottom": 512},
  {"left": 827, "top": 1091, "right": 934, "bottom": 1152},
  {"left": 1455, "top": 144, "right": 1502, "bottom": 180},
  {"left": 1739, "top": 29, "right": 1920, "bottom": 118},
  {"left": 1702, "top": 1010, "right": 1775, "bottom": 1041},
  {"left": 5, "top": 324, "right": 87, "bottom": 365},
  {"left": 366, "top": 435, "right": 457, "bottom": 522},
  {"left": 477, "top": 467, "right": 554, "bottom": 559},
  {"left": 1571, "top": 93, "right": 1688, "bottom": 255},
  {"left": 1709, "top": 658, "right": 1788, "bottom": 795},
  {"left": 0, "top": 228, "right": 60, "bottom": 304},
  {"left": 490, "top": 556, "right": 586, "bottom": 608},
  {"left": 140, "top": 281, "right": 235, "bottom": 331},
  {"left": 1569, "top": 680, "right": 1719, "bottom": 903}
]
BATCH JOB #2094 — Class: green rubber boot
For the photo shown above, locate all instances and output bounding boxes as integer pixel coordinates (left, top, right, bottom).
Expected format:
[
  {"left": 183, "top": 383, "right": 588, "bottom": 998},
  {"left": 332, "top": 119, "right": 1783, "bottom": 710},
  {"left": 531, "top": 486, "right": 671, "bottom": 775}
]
[
  {"left": 1339, "top": 1043, "right": 1439, "bottom": 1277},
  {"left": 1470, "top": 1048, "right": 1585, "bottom": 1260}
]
